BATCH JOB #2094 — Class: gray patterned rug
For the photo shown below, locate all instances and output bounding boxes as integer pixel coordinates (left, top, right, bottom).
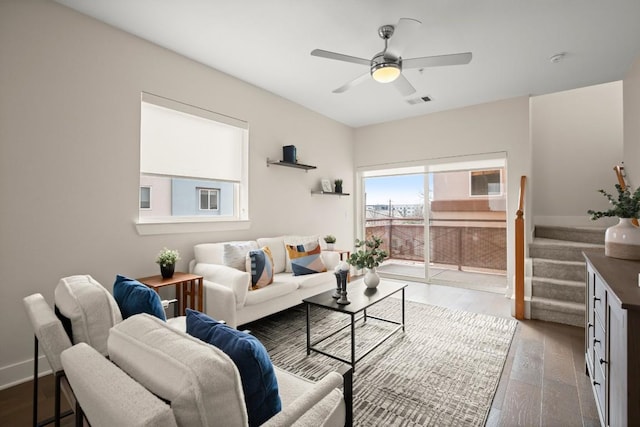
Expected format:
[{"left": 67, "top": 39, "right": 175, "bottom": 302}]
[{"left": 247, "top": 298, "right": 517, "bottom": 426}]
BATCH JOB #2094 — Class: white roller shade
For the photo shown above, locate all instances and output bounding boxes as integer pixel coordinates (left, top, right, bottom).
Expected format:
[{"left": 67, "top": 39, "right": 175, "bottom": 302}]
[{"left": 140, "top": 94, "right": 247, "bottom": 182}]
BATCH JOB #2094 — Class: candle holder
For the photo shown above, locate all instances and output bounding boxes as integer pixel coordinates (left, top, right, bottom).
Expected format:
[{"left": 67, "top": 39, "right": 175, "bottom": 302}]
[
  {"left": 332, "top": 271, "right": 341, "bottom": 299},
  {"left": 336, "top": 270, "right": 350, "bottom": 305}
]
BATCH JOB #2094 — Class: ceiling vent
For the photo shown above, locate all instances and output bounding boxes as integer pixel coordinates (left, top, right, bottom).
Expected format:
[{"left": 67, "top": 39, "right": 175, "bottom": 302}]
[{"left": 406, "top": 96, "right": 432, "bottom": 105}]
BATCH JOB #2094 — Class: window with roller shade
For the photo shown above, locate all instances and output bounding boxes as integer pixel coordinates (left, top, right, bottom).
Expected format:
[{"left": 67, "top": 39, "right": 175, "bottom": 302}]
[{"left": 139, "top": 93, "right": 248, "bottom": 223}]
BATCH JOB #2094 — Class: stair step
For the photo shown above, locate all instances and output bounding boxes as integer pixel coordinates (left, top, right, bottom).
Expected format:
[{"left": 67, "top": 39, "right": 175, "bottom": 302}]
[
  {"left": 532, "top": 258, "right": 585, "bottom": 282},
  {"left": 534, "top": 226, "right": 605, "bottom": 245},
  {"left": 529, "top": 238, "right": 604, "bottom": 262},
  {"left": 530, "top": 297, "right": 585, "bottom": 327},
  {"left": 531, "top": 278, "right": 585, "bottom": 303}
]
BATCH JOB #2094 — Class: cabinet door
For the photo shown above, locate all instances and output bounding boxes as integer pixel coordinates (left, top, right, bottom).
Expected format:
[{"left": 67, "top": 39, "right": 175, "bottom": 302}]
[
  {"left": 608, "top": 300, "right": 627, "bottom": 427},
  {"left": 586, "top": 264, "right": 595, "bottom": 372}
]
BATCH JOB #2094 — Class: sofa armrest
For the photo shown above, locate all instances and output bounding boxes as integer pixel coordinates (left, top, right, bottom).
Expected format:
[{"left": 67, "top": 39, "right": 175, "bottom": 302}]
[
  {"left": 192, "top": 263, "right": 250, "bottom": 309},
  {"left": 61, "top": 343, "right": 178, "bottom": 427},
  {"left": 262, "top": 369, "right": 352, "bottom": 427},
  {"left": 321, "top": 251, "right": 341, "bottom": 271},
  {"left": 202, "top": 280, "right": 238, "bottom": 328}
]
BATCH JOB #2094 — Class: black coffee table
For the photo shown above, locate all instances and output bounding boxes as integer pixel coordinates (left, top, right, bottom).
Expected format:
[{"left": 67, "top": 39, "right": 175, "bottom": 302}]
[{"left": 303, "top": 280, "right": 406, "bottom": 371}]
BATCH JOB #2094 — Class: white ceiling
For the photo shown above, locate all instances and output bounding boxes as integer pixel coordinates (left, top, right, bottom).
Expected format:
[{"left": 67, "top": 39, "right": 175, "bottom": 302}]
[{"left": 55, "top": 0, "right": 640, "bottom": 128}]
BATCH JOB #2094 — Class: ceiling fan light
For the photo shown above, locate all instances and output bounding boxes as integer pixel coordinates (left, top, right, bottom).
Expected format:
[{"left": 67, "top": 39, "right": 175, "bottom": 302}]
[{"left": 371, "top": 63, "right": 401, "bottom": 83}]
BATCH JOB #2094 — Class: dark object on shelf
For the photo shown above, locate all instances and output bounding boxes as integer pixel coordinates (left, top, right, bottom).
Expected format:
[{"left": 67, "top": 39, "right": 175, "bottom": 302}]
[
  {"left": 334, "top": 179, "right": 343, "bottom": 194},
  {"left": 283, "top": 145, "right": 297, "bottom": 163}
]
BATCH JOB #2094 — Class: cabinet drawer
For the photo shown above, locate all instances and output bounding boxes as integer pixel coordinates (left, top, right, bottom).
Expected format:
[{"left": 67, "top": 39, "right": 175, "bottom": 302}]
[{"left": 594, "top": 276, "right": 606, "bottom": 320}]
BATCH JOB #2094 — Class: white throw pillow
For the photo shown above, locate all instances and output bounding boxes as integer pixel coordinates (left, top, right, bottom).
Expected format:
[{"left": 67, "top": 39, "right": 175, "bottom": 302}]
[
  {"left": 256, "top": 236, "right": 286, "bottom": 273},
  {"left": 222, "top": 241, "right": 258, "bottom": 271}
]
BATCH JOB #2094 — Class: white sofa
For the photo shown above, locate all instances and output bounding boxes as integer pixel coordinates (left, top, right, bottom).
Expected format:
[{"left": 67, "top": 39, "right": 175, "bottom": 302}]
[{"left": 189, "top": 236, "right": 340, "bottom": 328}]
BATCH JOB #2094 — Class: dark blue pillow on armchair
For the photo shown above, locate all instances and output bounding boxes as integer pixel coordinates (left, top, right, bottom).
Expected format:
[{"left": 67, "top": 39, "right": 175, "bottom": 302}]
[
  {"left": 186, "top": 309, "right": 281, "bottom": 427},
  {"left": 113, "top": 275, "right": 166, "bottom": 321}
]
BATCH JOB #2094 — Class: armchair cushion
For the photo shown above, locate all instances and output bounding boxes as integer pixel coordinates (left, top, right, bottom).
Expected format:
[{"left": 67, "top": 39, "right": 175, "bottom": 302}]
[
  {"left": 108, "top": 314, "right": 248, "bottom": 427},
  {"left": 186, "top": 309, "right": 281, "bottom": 427},
  {"left": 54, "top": 275, "right": 122, "bottom": 356},
  {"left": 113, "top": 275, "right": 166, "bottom": 321}
]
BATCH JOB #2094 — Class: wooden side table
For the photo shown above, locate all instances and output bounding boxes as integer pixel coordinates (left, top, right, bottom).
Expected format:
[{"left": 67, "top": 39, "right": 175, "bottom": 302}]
[{"left": 137, "top": 272, "right": 203, "bottom": 316}]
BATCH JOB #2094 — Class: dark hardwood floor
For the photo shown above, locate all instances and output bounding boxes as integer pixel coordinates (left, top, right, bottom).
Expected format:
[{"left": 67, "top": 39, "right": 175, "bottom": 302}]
[{"left": 0, "top": 282, "right": 597, "bottom": 426}]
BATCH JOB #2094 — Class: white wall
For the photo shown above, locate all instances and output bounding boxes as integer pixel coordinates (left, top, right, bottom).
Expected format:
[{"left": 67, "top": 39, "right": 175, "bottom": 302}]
[
  {"left": 353, "top": 97, "right": 532, "bottom": 297},
  {"left": 624, "top": 57, "right": 640, "bottom": 186},
  {"left": 0, "top": 0, "right": 354, "bottom": 388},
  {"left": 531, "top": 82, "right": 623, "bottom": 227}
]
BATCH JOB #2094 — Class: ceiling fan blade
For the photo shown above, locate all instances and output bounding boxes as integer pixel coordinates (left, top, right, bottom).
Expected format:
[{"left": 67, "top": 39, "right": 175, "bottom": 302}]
[
  {"left": 392, "top": 74, "right": 416, "bottom": 96},
  {"left": 403, "top": 52, "right": 472, "bottom": 69},
  {"left": 333, "top": 72, "right": 371, "bottom": 94},
  {"left": 386, "top": 18, "right": 422, "bottom": 60},
  {"left": 311, "top": 49, "right": 370, "bottom": 66}
]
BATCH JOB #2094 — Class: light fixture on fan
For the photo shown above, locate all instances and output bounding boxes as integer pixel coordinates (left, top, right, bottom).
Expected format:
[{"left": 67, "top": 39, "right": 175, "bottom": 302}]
[{"left": 371, "top": 54, "right": 401, "bottom": 83}]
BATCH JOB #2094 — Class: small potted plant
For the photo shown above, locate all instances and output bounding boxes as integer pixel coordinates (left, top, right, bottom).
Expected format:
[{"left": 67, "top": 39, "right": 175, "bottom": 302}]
[
  {"left": 324, "top": 234, "right": 337, "bottom": 251},
  {"left": 156, "top": 247, "right": 180, "bottom": 278},
  {"left": 588, "top": 183, "right": 640, "bottom": 259},
  {"left": 347, "top": 235, "right": 388, "bottom": 288},
  {"left": 334, "top": 179, "right": 343, "bottom": 194}
]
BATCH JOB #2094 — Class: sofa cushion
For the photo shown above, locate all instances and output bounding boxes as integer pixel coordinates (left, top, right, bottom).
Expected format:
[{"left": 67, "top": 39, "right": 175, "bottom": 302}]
[
  {"left": 286, "top": 244, "right": 327, "bottom": 276},
  {"left": 54, "top": 275, "right": 122, "bottom": 356},
  {"left": 275, "top": 271, "right": 336, "bottom": 290},
  {"left": 256, "top": 236, "right": 286, "bottom": 273},
  {"left": 108, "top": 314, "right": 248, "bottom": 427},
  {"left": 223, "top": 241, "right": 259, "bottom": 271},
  {"left": 113, "top": 275, "right": 166, "bottom": 321},
  {"left": 244, "top": 281, "right": 298, "bottom": 307},
  {"left": 246, "top": 247, "right": 274, "bottom": 290},
  {"left": 284, "top": 236, "right": 320, "bottom": 272},
  {"left": 186, "top": 309, "right": 281, "bottom": 427}
]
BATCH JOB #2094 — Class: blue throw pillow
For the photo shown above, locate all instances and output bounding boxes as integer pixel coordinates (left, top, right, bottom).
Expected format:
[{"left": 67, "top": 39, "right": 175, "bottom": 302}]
[
  {"left": 113, "top": 275, "right": 166, "bottom": 321},
  {"left": 186, "top": 309, "right": 281, "bottom": 426}
]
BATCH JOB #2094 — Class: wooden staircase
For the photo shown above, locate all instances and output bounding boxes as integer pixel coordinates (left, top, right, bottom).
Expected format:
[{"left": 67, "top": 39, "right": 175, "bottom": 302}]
[{"left": 529, "top": 226, "right": 605, "bottom": 327}]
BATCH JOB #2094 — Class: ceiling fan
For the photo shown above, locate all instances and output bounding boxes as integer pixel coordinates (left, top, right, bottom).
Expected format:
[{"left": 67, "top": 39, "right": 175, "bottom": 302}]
[{"left": 310, "top": 18, "right": 472, "bottom": 96}]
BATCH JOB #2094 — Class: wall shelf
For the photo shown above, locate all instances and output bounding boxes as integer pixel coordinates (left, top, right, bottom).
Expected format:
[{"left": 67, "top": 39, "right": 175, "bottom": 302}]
[
  {"left": 266, "top": 158, "right": 316, "bottom": 171},
  {"left": 311, "top": 191, "right": 350, "bottom": 196}
]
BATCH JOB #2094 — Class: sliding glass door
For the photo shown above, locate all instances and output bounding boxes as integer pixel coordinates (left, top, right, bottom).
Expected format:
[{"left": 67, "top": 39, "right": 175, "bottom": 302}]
[{"left": 361, "top": 156, "right": 507, "bottom": 292}]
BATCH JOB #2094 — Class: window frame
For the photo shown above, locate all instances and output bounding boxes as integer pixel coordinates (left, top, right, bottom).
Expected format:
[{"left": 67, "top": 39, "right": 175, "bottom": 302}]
[
  {"left": 139, "top": 186, "right": 152, "bottom": 210},
  {"left": 135, "top": 92, "right": 250, "bottom": 235},
  {"left": 198, "top": 187, "right": 220, "bottom": 212}
]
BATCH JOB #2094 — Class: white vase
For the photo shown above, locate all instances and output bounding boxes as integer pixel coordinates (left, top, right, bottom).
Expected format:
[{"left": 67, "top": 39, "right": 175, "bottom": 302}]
[
  {"left": 363, "top": 268, "right": 380, "bottom": 288},
  {"left": 605, "top": 218, "right": 640, "bottom": 260}
]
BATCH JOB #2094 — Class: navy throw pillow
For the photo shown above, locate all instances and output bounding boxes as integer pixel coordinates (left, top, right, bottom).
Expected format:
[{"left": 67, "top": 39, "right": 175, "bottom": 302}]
[
  {"left": 186, "top": 309, "right": 281, "bottom": 426},
  {"left": 113, "top": 275, "right": 166, "bottom": 321}
]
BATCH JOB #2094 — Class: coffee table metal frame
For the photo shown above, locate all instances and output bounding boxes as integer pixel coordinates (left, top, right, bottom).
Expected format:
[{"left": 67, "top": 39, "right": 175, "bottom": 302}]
[{"left": 303, "top": 281, "right": 406, "bottom": 371}]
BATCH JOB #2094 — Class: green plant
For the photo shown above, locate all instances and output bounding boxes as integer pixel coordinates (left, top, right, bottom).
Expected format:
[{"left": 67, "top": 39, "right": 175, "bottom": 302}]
[
  {"left": 155, "top": 247, "right": 180, "bottom": 267},
  {"left": 347, "top": 235, "right": 388, "bottom": 269},
  {"left": 334, "top": 179, "right": 343, "bottom": 186},
  {"left": 324, "top": 234, "right": 337, "bottom": 244},
  {"left": 588, "top": 184, "right": 640, "bottom": 219}
]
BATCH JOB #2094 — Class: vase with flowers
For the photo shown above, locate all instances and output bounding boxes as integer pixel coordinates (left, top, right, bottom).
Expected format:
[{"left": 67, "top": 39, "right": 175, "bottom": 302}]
[
  {"left": 346, "top": 235, "right": 388, "bottom": 288},
  {"left": 588, "top": 184, "right": 640, "bottom": 260}
]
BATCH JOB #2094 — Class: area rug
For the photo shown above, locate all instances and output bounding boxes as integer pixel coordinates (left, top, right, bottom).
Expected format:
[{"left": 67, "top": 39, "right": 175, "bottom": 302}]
[{"left": 247, "top": 298, "right": 517, "bottom": 426}]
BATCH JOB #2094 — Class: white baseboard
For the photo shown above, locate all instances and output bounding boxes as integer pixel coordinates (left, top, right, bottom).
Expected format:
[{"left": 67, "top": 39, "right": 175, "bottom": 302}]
[{"left": 0, "top": 355, "right": 51, "bottom": 391}]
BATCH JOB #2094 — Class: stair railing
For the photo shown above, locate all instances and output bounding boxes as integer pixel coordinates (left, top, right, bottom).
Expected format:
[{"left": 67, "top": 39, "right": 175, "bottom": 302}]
[{"left": 515, "top": 176, "right": 526, "bottom": 320}]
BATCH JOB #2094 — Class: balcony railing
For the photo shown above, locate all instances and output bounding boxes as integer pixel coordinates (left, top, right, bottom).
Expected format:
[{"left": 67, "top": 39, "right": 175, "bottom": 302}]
[{"left": 365, "top": 215, "right": 507, "bottom": 272}]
